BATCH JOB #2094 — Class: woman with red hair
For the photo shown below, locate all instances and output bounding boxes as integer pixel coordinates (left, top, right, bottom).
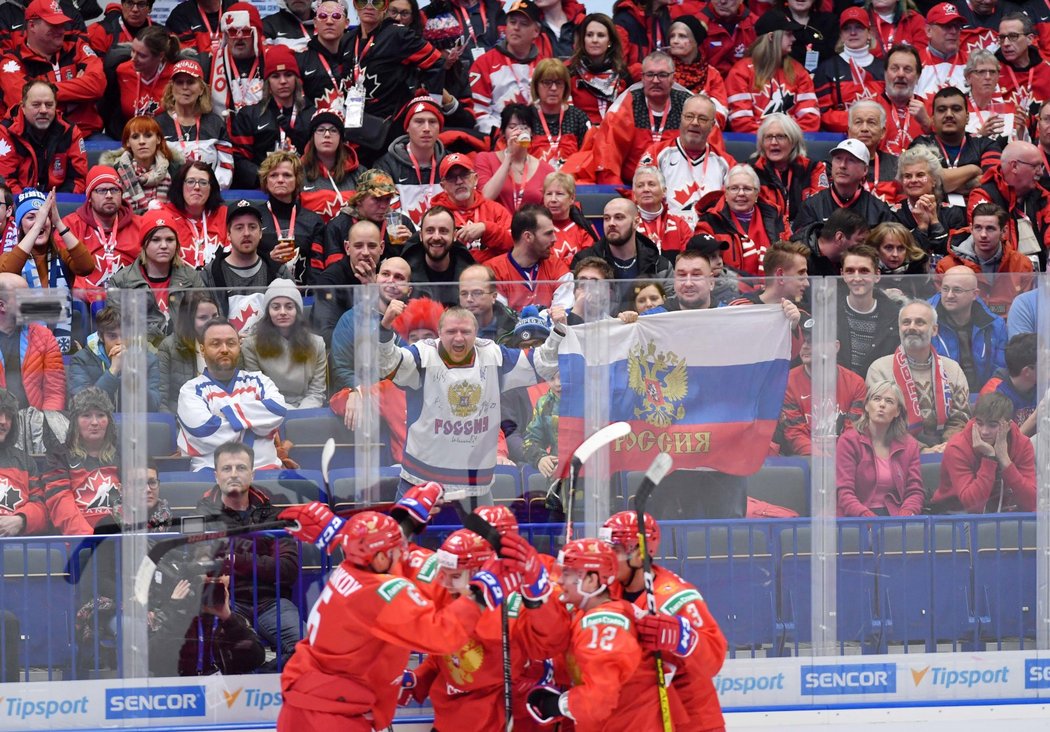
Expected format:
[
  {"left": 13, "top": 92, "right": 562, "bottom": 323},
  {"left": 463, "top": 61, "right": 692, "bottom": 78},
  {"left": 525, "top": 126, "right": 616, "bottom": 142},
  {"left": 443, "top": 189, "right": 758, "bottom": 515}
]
[{"left": 102, "top": 116, "right": 178, "bottom": 215}]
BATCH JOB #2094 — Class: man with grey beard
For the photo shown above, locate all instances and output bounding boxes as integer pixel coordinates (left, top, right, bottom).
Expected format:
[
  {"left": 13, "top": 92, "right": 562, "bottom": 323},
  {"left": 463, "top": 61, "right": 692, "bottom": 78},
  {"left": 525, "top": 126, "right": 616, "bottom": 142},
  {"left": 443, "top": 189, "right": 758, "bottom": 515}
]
[{"left": 866, "top": 299, "right": 971, "bottom": 452}]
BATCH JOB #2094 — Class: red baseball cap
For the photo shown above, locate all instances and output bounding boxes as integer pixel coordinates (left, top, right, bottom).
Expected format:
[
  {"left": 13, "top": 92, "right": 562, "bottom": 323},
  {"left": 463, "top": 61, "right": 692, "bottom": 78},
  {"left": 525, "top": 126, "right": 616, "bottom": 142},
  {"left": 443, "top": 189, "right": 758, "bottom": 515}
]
[
  {"left": 840, "top": 7, "right": 870, "bottom": 28},
  {"left": 439, "top": 153, "right": 475, "bottom": 178},
  {"left": 171, "top": 59, "right": 204, "bottom": 79},
  {"left": 927, "top": 2, "right": 965, "bottom": 25},
  {"left": 24, "top": 0, "right": 72, "bottom": 24}
]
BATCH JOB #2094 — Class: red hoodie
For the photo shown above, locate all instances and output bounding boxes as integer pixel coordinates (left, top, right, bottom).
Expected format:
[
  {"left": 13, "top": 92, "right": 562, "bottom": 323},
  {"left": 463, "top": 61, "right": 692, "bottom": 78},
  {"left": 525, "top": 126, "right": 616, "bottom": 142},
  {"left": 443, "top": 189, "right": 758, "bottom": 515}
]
[
  {"left": 429, "top": 190, "right": 513, "bottom": 263},
  {"left": 64, "top": 201, "right": 142, "bottom": 295}
]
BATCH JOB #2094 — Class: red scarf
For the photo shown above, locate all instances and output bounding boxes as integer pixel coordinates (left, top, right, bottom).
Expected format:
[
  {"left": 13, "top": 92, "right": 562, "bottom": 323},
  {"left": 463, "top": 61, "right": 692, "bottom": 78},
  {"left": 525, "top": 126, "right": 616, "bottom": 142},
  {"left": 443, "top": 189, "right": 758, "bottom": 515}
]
[{"left": 892, "top": 346, "right": 951, "bottom": 435}]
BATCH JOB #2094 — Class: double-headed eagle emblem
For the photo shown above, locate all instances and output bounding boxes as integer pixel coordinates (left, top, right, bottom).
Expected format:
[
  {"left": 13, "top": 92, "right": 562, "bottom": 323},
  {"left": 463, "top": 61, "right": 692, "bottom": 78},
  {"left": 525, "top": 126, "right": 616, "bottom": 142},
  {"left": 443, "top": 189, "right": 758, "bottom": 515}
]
[{"left": 627, "top": 340, "right": 688, "bottom": 427}]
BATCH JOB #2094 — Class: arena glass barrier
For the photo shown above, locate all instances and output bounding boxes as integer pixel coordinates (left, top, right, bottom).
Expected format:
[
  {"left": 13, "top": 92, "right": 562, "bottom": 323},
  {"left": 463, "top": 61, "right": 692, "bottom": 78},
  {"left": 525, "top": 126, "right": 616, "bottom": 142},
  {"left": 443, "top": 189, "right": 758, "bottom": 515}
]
[{"left": 0, "top": 274, "right": 1048, "bottom": 730}]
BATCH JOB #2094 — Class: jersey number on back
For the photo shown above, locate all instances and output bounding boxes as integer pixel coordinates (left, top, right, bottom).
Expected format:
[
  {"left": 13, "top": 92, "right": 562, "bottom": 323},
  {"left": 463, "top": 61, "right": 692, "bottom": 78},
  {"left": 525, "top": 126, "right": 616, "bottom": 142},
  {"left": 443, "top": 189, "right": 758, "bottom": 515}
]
[{"left": 587, "top": 625, "right": 618, "bottom": 651}]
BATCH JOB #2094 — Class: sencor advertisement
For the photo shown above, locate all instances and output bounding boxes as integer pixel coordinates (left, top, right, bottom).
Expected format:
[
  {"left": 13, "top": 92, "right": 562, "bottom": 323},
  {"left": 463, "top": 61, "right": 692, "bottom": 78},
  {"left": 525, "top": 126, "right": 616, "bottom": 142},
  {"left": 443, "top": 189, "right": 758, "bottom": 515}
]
[{"left": 800, "top": 663, "right": 897, "bottom": 695}]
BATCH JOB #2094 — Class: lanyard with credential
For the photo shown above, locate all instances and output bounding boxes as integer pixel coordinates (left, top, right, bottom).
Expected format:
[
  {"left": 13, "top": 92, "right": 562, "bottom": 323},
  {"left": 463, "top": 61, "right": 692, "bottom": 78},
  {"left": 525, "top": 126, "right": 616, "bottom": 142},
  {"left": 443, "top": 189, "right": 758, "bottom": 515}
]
[
  {"left": 647, "top": 100, "right": 670, "bottom": 142},
  {"left": 537, "top": 107, "right": 565, "bottom": 156},
  {"left": 407, "top": 147, "right": 436, "bottom": 186},
  {"left": 352, "top": 35, "right": 375, "bottom": 86},
  {"left": 268, "top": 201, "right": 297, "bottom": 242}
]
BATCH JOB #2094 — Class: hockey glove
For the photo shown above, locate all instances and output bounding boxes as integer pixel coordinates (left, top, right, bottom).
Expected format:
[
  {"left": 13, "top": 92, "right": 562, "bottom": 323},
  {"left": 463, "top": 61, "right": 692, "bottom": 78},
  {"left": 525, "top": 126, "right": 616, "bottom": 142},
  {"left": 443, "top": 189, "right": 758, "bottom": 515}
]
[
  {"left": 469, "top": 566, "right": 505, "bottom": 610},
  {"left": 499, "top": 532, "right": 551, "bottom": 602},
  {"left": 279, "top": 502, "right": 345, "bottom": 553},
  {"left": 391, "top": 481, "right": 444, "bottom": 533},
  {"left": 637, "top": 613, "right": 698, "bottom": 658},
  {"left": 526, "top": 685, "right": 566, "bottom": 725}
]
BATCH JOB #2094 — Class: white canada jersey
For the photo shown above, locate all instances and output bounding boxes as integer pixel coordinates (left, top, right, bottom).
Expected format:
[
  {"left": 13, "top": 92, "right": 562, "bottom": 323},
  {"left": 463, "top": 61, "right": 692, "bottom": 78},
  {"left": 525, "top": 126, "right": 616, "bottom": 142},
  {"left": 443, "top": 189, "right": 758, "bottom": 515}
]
[{"left": 640, "top": 140, "right": 732, "bottom": 228}]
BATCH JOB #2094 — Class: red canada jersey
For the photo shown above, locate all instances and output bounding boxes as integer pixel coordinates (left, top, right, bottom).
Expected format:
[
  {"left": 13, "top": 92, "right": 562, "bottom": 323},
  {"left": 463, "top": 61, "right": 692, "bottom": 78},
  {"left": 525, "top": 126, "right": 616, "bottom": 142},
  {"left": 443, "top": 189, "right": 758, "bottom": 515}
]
[
  {"left": 0, "top": 459, "right": 46, "bottom": 535},
  {"left": 42, "top": 456, "right": 121, "bottom": 535},
  {"left": 626, "top": 565, "right": 727, "bottom": 731},
  {"left": 279, "top": 561, "right": 483, "bottom": 731}
]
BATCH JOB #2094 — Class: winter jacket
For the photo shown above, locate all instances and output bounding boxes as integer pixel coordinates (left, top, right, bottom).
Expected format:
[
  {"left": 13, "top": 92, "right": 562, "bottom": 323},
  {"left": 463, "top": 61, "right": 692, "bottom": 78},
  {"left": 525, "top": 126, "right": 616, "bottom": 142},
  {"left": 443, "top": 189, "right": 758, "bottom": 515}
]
[
  {"left": 870, "top": 8, "right": 928, "bottom": 58},
  {"left": 253, "top": 198, "right": 324, "bottom": 285},
  {"left": 980, "top": 367, "right": 1037, "bottom": 428},
  {"left": 0, "top": 324, "right": 65, "bottom": 411},
  {"left": 935, "top": 237, "right": 1034, "bottom": 318},
  {"left": 297, "top": 34, "right": 354, "bottom": 110},
  {"left": 107, "top": 260, "right": 205, "bottom": 346},
  {"left": 87, "top": 7, "right": 152, "bottom": 55},
  {"left": 994, "top": 47, "right": 1050, "bottom": 119},
  {"left": 695, "top": 194, "right": 789, "bottom": 276},
  {"left": 42, "top": 449, "right": 121, "bottom": 535},
  {"left": 521, "top": 389, "right": 559, "bottom": 469},
  {"left": 399, "top": 241, "right": 479, "bottom": 301},
  {"left": 346, "top": 18, "right": 445, "bottom": 120},
  {"left": 931, "top": 420, "right": 1036, "bottom": 514},
  {"left": 68, "top": 333, "right": 161, "bottom": 411},
  {"left": 591, "top": 86, "right": 691, "bottom": 185},
  {"left": 228, "top": 98, "right": 315, "bottom": 188},
  {"left": 792, "top": 185, "right": 895, "bottom": 234},
  {"left": 568, "top": 59, "right": 630, "bottom": 125},
  {"left": 779, "top": 364, "right": 866, "bottom": 456},
  {"left": 63, "top": 200, "right": 142, "bottom": 292},
  {"left": 114, "top": 58, "right": 174, "bottom": 128},
  {"left": 725, "top": 57, "right": 820, "bottom": 133},
  {"left": 836, "top": 288, "right": 903, "bottom": 378},
  {"left": 0, "top": 109, "right": 88, "bottom": 194},
  {"left": 612, "top": 0, "right": 670, "bottom": 66},
  {"left": 875, "top": 93, "right": 929, "bottom": 156},
  {"left": 300, "top": 142, "right": 361, "bottom": 222},
  {"left": 698, "top": 5, "right": 758, "bottom": 78},
  {"left": 753, "top": 153, "right": 827, "bottom": 223},
  {"left": 891, "top": 199, "right": 967, "bottom": 257},
  {"left": 813, "top": 54, "right": 886, "bottom": 132},
  {"left": 571, "top": 231, "right": 673, "bottom": 312},
  {"left": 262, "top": 7, "right": 312, "bottom": 51},
  {"left": 321, "top": 207, "right": 417, "bottom": 272},
  {"left": 0, "top": 414, "right": 44, "bottom": 535},
  {"left": 0, "top": 37, "right": 106, "bottom": 136},
  {"left": 157, "top": 334, "right": 203, "bottom": 414},
  {"left": 470, "top": 41, "right": 548, "bottom": 134},
  {"left": 967, "top": 167, "right": 1050, "bottom": 269},
  {"left": 836, "top": 427, "right": 925, "bottom": 517},
  {"left": 165, "top": 0, "right": 233, "bottom": 55},
  {"left": 428, "top": 190, "right": 513, "bottom": 263},
  {"left": 195, "top": 484, "right": 299, "bottom": 612},
  {"left": 150, "top": 200, "right": 229, "bottom": 269},
  {"left": 374, "top": 137, "right": 447, "bottom": 225},
  {"left": 929, "top": 295, "right": 1008, "bottom": 392}
]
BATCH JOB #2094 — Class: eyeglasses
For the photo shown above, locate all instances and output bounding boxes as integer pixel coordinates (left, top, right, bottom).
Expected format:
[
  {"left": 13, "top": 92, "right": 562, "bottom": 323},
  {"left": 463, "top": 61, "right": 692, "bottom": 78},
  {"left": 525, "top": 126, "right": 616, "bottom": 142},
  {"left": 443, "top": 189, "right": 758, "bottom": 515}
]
[
  {"left": 122, "top": 0, "right": 150, "bottom": 7},
  {"left": 538, "top": 79, "right": 564, "bottom": 87},
  {"left": 316, "top": 10, "right": 344, "bottom": 20},
  {"left": 315, "top": 125, "right": 340, "bottom": 136},
  {"left": 642, "top": 71, "right": 673, "bottom": 81},
  {"left": 726, "top": 185, "right": 757, "bottom": 194},
  {"left": 969, "top": 68, "right": 998, "bottom": 77},
  {"left": 92, "top": 187, "right": 121, "bottom": 196},
  {"left": 998, "top": 32, "right": 1029, "bottom": 42},
  {"left": 146, "top": 478, "right": 160, "bottom": 488},
  {"left": 940, "top": 286, "right": 976, "bottom": 296},
  {"left": 459, "top": 289, "right": 493, "bottom": 299},
  {"left": 1014, "top": 159, "right": 1044, "bottom": 172},
  {"left": 0, "top": 200, "right": 9, "bottom": 207},
  {"left": 388, "top": 8, "right": 412, "bottom": 18},
  {"left": 184, "top": 178, "right": 211, "bottom": 188},
  {"left": 764, "top": 133, "right": 789, "bottom": 142},
  {"left": 445, "top": 171, "right": 473, "bottom": 182},
  {"left": 681, "top": 113, "right": 713, "bottom": 124}
]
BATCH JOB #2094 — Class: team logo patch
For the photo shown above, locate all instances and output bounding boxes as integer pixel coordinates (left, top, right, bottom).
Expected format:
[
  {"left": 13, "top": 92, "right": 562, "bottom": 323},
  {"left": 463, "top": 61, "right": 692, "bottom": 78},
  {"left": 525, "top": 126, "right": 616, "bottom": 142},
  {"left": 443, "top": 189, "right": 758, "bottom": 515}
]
[{"left": 447, "top": 380, "right": 482, "bottom": 417}]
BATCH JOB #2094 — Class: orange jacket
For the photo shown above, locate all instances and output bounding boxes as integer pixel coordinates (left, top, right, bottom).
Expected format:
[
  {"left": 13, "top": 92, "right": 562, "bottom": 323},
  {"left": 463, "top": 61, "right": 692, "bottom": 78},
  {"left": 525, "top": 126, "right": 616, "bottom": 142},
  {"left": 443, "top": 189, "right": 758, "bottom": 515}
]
[{"left": 0, "top": 324, "right": 66, "bottom": 411}]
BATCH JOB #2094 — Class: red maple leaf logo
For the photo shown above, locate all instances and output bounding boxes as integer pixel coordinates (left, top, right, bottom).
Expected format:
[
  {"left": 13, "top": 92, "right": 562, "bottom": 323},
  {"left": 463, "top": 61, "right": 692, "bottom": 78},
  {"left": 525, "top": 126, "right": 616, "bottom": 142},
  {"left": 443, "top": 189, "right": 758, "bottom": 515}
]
[
  {"left": 230, "top": 303, "right": 259, "bottom": 332},
  {"left": 673, "top": 182, "right": 700, "bottom": 208}
]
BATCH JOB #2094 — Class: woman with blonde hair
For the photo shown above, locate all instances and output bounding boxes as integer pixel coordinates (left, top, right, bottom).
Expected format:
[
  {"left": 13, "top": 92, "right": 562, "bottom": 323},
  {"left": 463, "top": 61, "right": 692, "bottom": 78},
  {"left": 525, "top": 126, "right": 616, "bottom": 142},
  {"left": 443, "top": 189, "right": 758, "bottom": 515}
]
[
  {"left": 725, "top": 11, "right": 820, "bottom": 133},
  {"left": 837, "top": 380, "right": 925, "bottom": 517},
  {"left": 866, "top": 221, "right": 931, "bottom": 300},
  {"left": 892, "top": 144, "right": 967, "bottom": 257},
  {"left": 156, "top": 59, "right": 234, "bottom": 189},
  {"left": 543, "top": 171, "right": 597, "bottom": 264},
  {"left": 528, "top": 59, "right": 591, "bottom": 167}
]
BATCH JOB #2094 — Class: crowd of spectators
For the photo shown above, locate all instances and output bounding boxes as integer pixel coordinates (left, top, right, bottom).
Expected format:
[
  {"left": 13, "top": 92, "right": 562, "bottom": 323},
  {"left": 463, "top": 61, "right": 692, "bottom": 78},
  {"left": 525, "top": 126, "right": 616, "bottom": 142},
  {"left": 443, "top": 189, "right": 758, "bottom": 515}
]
[{"left": 0, "top": 0, "right": 1046, "bottom": 537}]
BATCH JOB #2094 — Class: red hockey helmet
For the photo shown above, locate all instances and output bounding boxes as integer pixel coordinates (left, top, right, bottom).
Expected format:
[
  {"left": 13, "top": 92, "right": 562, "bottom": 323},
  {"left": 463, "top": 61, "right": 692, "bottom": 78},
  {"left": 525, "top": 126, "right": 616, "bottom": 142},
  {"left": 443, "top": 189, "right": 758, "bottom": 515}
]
[
  {"left": 436, "top": 529, "right": 495, "bottom": 572},
  {"left": 473, "top": 505, "right": 520, "bottom": 536},
  {"left": 339, "top": 511, "right": 405, "bottom": 566},
  {"left": 557, "top": 539, "right": 619, "bottom": 587},
  {"left": 600, "top": 511, "right": 660, "bottom": 555}
]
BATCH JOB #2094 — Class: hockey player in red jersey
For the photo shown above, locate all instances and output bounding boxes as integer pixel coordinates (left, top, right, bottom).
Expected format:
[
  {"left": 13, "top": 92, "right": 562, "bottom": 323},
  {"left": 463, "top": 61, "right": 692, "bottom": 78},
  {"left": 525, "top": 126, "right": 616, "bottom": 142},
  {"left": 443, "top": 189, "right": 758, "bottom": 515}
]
[
  {"left": 602, "top": 511, "right": 728, "bottom": 731},
  {"left": 503, "top": 535, "right": 687, "bottom": 732},
  {"left": 275, "top": 507, "right": 506, "bottom": 731}
]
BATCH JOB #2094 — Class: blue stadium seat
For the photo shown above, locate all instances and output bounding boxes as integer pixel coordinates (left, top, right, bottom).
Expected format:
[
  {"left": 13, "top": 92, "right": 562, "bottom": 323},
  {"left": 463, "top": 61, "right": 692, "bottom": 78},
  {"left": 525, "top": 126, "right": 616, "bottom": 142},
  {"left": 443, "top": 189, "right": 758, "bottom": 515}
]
[
  {"left": 491, "top": 466, "right": 522, "bottom": 504},
  {"left": 254, "top": 469, "right": 326, "bottom": 505},
  {"left": 0, "top": 543, "right": 75, "bottom": 675},
  {"left": 678, "top": 522, "right": 777, "bottom": 656},
  {"left": 777, "top": 523, "right": 879, "bottom": 654},
  {"left": 329, "top": 466, "right": 402, "bottom": 511},
  {"left": 747, "top": 458, "right": 809, "bottom": 516},
  {"left": 974, "top": 518, "right": 1036, "bottom": 647},
  {"left": 115, "top": 412, "right": 177, "bottom": 456}
]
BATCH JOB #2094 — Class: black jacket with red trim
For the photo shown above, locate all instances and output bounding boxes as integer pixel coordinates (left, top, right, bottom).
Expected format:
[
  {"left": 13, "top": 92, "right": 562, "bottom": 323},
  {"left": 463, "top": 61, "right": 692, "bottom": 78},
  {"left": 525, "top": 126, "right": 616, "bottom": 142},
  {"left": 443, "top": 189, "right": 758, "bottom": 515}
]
[
  {"left": 346, "top": 18, "right": 445, "bottom": 119},
  {"left": 228, "top": 97, "right": 315, "bottom": 188},
  {"left": 86, "top": 6, "right": 152, "bottom": 55},
  {"left": 298, "top": 34, "right": 355, "bottom": 111},
  {"left": 0, "top": 109, "right": 88, "bottom": 194},
  {"left": 165, "top": 0, "right": 234, "bottom": 55},
  {"left": 695, "top": 193, "right": 789, "bottom": 276},
  {"left": 253, "top": 197, "right": 324, "bottom": 284}
]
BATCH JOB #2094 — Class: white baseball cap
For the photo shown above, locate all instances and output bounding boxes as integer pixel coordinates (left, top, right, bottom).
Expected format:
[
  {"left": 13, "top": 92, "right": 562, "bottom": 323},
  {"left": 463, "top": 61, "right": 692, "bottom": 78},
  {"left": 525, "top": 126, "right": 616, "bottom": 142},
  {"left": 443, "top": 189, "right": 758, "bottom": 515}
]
[{"left": 831, "top": 138, "right": 871, "bottom": 165}]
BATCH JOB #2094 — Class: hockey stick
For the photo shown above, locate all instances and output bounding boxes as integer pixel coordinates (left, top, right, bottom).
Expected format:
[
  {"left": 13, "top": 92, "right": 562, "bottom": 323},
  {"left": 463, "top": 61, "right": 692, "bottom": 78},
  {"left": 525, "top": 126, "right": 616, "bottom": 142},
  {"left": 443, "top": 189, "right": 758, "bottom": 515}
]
[
  {"left": 564, "top": 421, "right": 632, "bottom": 545},
  {"left": 634, "top": 452, "right": 674, "bottom": 732},
  {"left": 321, "top": 437, "right": 336, "bottom": 504}
]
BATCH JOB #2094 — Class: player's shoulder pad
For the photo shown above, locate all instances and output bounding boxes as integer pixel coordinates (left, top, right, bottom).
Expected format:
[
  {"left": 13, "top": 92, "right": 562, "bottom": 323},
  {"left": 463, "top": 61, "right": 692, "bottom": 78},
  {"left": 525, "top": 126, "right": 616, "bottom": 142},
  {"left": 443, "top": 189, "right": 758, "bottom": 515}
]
[
  {"left": 659, "top": 588, "right": 705, "bottom": 617},
  {"left": 415, "top": 554, "right": 440, "bottom": 584},
  {"left": 377, "top": 577, "right": 413, "bottom": 602},
  {"left": 580, "top": 610, "right": 631, "bottom": 631}
]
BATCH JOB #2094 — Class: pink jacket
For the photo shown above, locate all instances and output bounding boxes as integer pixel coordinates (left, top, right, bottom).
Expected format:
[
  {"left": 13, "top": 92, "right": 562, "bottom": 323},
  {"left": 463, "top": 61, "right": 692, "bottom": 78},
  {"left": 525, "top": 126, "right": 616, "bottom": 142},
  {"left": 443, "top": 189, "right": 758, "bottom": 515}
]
[{"left": 836, "top": 427, "right": 925, "bottom": 517}]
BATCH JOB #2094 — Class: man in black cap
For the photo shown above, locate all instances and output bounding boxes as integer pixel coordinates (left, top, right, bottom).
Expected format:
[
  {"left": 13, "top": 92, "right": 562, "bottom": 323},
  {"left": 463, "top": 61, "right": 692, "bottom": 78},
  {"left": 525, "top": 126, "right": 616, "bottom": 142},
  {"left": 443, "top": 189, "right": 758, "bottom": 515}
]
[{"left": 201, "top": 201, "right": 294, "bottom": 334}]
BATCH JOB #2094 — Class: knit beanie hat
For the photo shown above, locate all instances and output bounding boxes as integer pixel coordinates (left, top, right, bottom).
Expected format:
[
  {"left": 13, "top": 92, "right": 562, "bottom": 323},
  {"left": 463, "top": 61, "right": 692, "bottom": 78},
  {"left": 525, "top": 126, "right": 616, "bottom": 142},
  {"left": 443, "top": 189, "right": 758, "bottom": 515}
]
[
  {"left": 85, "top": 165, "right": 123, "bottom": 198},
  {"left": 263, "top": 278, "right": 303, "bottom": 313},
  {"left": 14, "top": 188, "right": 47, "bottom": 231}
]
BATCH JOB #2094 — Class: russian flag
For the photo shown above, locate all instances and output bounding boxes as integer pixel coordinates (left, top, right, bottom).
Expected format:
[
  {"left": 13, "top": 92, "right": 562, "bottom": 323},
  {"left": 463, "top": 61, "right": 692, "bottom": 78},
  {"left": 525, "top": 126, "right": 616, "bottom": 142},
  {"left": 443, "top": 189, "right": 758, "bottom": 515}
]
[{"left": 557, "top": 306, "right": 792, "bottom": 476}]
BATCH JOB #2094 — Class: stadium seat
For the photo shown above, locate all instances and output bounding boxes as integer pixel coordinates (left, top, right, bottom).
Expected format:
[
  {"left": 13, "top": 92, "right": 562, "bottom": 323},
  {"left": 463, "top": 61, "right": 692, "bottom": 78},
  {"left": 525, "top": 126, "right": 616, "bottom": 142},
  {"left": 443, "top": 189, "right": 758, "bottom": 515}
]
[
  {"left": 678, "top": 523, "right": 777, "bottom": 656},
  {"left": 254, "top": 469, "right": 326, "bottom": 506},
  {"left": 158, "top": 475, "right": 214, "bottom": 518},
  {"left": 329, "top": 467, "right": 402, "bottom": 512},
  {"left": 115, "top": 412, "right": 177, "bottom": 456},
  {"left": 0, "top": 543, "right": 74, "bottom": 675},
  {"left": 722, "top": 133, "right": 756, "bottom": 163},
  {"left": 747, "top": 459, "right": 809, "bottom": 516},
  {"left": 282, "top": 408, "right": 355, "bottom": 448},
  {"left": 491, "top": 466, "right": 521, "bottom": 504},
  {"left": 920, "top": 457, "right": 942, "bottom": 502},
  {"left": 974, "top": 518, "right": 1036, "bottom": 647}
]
